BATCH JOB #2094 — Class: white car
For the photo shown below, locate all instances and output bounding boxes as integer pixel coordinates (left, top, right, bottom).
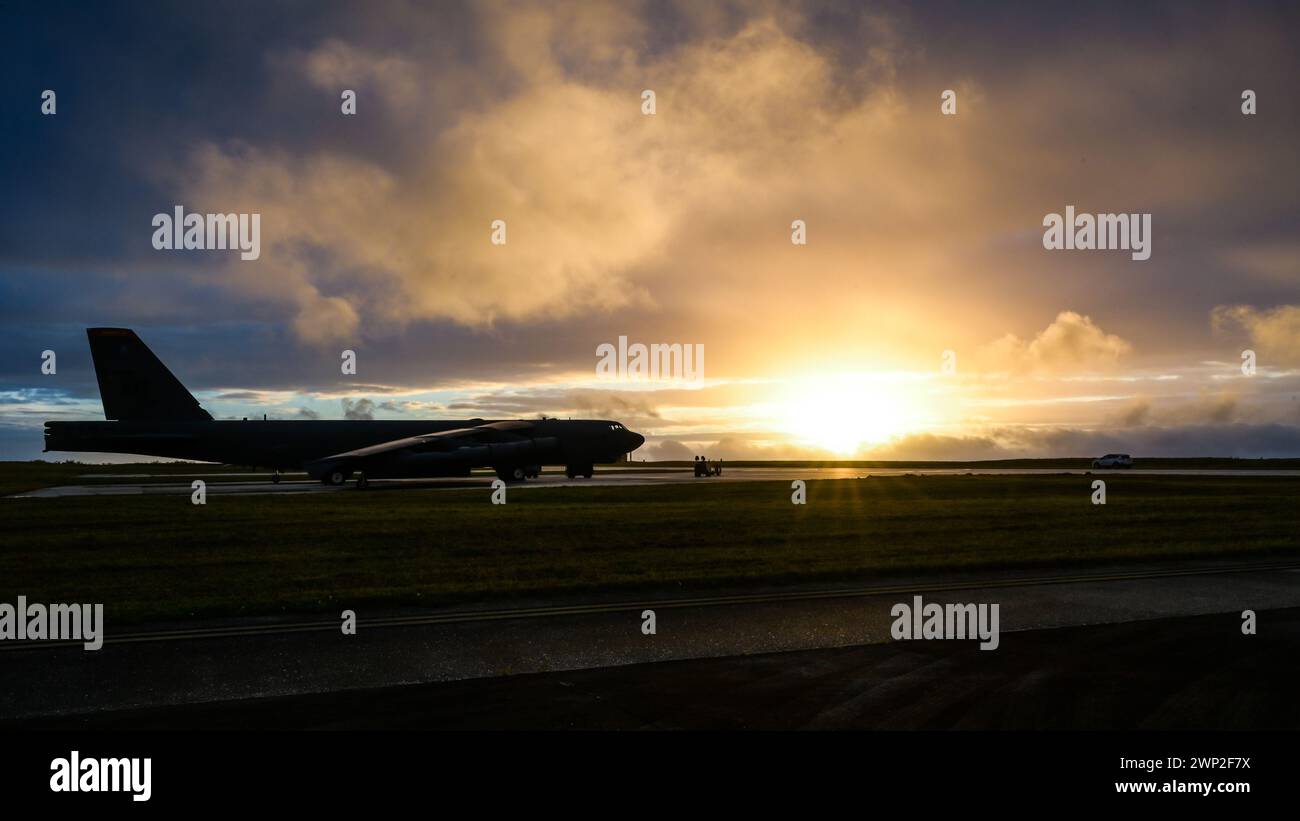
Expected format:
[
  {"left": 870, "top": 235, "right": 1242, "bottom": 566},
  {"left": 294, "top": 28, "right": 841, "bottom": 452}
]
[{"left": 1092, "top": 453, "right": 1133, "bottom": 468}]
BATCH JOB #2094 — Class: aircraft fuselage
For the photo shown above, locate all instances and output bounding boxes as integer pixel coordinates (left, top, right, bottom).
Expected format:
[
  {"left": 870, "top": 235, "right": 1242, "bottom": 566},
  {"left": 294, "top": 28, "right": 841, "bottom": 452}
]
[{"left": 44, "top": 418, "right": 640, "bottom": 476}]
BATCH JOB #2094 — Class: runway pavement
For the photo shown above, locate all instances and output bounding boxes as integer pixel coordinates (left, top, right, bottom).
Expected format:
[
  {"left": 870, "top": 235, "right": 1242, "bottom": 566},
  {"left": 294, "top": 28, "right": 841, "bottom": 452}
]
[
  {"left": 11, "top": 465, "right": 1300, "bottom": 498},
  {"left": 3, "top": 557, "right": 1297, "bottom": 722},
  {"left": 19, "top": 607, "right": 1298, "bottom": 730}
]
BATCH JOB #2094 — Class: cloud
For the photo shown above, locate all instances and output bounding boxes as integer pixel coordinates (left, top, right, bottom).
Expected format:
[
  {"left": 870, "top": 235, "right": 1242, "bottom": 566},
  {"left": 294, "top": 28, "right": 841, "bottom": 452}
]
[
  {"left": 978, "top": 311, "right": 1132, "bottom": 374},
  {"left": 1114, "top": 399, "right": 1150, "bottom": 427},
  {"left": 19, "top": 0, "right": 1285, "bottom": 377},
  {"left": 641, "top": 439, "right": 695, "bottom": 461},
  {"left": 1106, "top": 392, "right": 1245, "bottom": 428},
  {"left": 4, "top": 0, "right": 1300, "bottom": 461},
  {"left": 865, "top": 433, "right": 1009, "bottom": 461},
  {"left": 1212, "top": 305, "right": 1300, "bottom": 367},
  {"left": 165, "top": 10, "right": 911, "bottom": 343},
  {"left": 1188, "top": 394, "right": 1237, "bottom": 425},
  {"left": 341, "top": 398, "right": 375, "bottom": 420},
  {"left": 1220, "top": 244, "right": 1300, "bottom": 288},
  {"left": 563, "top": 390, "right": 663, "bottom": 423},
  {"left": 865, "top": 423, "right": 1300, "bottom": 460},
  {"left": 291, "top": 39, "right": 423, "bottom": 112}
]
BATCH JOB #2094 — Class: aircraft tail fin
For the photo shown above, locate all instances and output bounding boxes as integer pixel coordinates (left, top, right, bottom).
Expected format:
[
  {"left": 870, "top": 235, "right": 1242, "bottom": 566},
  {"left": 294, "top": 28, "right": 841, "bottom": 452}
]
[{"left": 87, "top": 328, "right": 213, "bottom": 421}]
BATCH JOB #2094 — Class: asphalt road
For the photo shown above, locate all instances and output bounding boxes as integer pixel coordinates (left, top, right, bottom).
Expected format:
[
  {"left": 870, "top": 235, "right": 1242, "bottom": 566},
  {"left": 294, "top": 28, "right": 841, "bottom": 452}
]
[
  {"left": 3, "top": 558, "right": 1297, "bottom": 725},
  {"left": 18, "top": 607, "right": 1297, "bottom": 730},
  {"left": 12, "top": 465, "right": 1300, "bottom": 497}
]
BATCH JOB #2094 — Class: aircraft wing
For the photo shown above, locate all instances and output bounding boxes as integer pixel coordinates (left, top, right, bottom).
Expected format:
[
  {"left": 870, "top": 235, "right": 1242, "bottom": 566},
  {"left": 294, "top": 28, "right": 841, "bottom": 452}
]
[{"left": 310, "top": 420, "right": 536, "bottom": 463}]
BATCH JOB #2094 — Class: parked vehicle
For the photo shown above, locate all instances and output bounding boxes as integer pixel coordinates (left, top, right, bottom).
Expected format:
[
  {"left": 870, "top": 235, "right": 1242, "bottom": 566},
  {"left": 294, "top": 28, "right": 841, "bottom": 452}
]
[{"left": 1091, "top": 453, "right": 1133, "bottom": 468}]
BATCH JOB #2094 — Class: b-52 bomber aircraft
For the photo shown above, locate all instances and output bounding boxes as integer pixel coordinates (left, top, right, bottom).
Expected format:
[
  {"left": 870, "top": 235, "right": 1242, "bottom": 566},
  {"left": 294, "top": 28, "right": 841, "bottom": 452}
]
[{"left": 44, "top": 328, "right": 645, "bottom": 487}]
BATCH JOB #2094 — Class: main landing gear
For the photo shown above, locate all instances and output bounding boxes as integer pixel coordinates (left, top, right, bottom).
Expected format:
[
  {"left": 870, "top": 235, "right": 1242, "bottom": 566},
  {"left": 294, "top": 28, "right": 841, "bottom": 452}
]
[
  {"left": 271, "top": 471, "right": 281, "bottom": 484},
  {"left": 322, "top": 469, "right": 352, "bottom": 486},
  {"left": 565, "top": 464, "right": 594, "bottom": 479},
  {"left": 495, "top": 465, "right": 541, "bottom": 482}
]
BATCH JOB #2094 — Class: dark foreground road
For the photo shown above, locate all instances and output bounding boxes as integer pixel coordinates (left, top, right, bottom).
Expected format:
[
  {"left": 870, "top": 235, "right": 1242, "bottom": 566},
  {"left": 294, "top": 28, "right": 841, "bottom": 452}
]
[{"left": 13, "top": 607, "right": 1298, "bottom": 730}]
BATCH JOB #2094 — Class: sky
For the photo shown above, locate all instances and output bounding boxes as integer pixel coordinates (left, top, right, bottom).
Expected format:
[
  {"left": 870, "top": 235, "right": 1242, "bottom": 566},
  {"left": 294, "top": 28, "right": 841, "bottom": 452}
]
[{"left": 1, "top": 0, "right": 1298, "bottom": 461}]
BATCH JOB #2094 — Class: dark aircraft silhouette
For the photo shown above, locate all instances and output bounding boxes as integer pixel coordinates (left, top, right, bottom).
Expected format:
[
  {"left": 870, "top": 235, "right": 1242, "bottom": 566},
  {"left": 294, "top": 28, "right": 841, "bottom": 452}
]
[{"left": 43, "top": 328, "right": 645, "bottom": 486}]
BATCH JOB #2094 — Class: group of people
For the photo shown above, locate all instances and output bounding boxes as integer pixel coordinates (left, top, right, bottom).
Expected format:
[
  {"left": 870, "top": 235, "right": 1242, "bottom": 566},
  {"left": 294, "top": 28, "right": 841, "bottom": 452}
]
[{"left": 693, "top": 455, "right": 723, "bottom": 477}]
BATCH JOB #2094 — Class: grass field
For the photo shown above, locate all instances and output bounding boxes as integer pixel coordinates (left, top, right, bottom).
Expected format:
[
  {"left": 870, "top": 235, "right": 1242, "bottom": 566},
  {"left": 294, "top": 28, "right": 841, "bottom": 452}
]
[{"left": 1, "top": 465, "right": 1297, "bottom": 624}]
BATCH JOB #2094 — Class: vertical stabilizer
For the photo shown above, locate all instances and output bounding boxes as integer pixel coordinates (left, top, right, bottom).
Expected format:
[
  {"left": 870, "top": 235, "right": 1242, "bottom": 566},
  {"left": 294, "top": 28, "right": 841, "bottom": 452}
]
[{"left": 86, "top": 328, "right": 212, "bottom": 421}]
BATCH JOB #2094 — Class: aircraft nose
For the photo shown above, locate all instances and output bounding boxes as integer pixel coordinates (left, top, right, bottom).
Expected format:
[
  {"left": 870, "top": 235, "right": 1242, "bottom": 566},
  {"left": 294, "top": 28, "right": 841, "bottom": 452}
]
[{"left": 626, "top": 430, "right": 646, "bottom": 451}]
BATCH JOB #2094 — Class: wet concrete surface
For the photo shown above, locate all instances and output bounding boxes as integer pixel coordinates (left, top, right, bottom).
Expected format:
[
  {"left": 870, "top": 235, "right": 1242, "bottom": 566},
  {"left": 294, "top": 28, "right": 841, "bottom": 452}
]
[
  {"left": 9, "top": 607, "right": 1297, "bottom": 730},
  {"left": 3, "top": 561, "right": 1297, "bottom": 727}
]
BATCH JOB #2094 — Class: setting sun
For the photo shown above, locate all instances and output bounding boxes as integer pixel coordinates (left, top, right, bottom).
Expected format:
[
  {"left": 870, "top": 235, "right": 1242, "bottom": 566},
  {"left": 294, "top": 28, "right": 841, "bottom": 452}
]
[{"left": 778, "top": 374, "right": 919, "bottom": 455}]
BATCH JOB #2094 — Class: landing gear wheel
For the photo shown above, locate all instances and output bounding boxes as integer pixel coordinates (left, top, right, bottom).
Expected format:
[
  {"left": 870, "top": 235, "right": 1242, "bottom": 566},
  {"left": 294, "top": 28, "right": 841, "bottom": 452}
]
[
  {"left": 356, "top": 473, "right": 369, "bottom": 490},
  {"left": 271, "top": 471, "right": 281, "bottom": 484},
  {"left": 583, "top": 469, "right": 594, "bottom": 479},
  {"left": 324, "top": 469, "right": 349, "bottom": 486},
  {"left": 495, "top": 466, "right": 527, "bottom": 482}
]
